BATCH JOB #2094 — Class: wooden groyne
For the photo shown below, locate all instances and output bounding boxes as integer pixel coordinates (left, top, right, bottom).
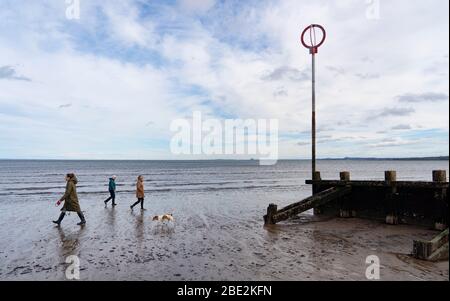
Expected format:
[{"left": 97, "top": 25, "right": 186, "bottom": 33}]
[
  {"left": 264, "top": 186, "right": 352, "bottom": 225},
  {"left": 413, "top": 228, "right": 449, "bottom": 261},
  {"left": 264, "top": 170, "right": 449, "bottom": 230},
  {"left": 264, "top": 170, "right": 449, "bottom": 261}
]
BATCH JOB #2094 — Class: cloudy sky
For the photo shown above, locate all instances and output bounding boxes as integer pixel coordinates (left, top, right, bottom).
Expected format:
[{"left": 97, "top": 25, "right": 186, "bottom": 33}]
[{"left": 0, "top": 0, "right": 448, "bottom": 160}]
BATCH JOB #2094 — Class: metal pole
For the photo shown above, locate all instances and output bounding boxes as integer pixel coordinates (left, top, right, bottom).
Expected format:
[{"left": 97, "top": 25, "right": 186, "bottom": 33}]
[
  {"left": 301, "top": 24, "right": 325, "bottom": 184},
  {"left": 311, "top": 53, "right": 316, "bottom": 180}
]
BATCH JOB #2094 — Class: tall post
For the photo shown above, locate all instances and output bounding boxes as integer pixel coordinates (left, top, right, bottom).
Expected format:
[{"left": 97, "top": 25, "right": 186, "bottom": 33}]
[
  {"left": 301, "top": 24, "right": 326, "bottom": 183},
  {"left": 311, "top": 53, "right": 316, "bottom": 180}
]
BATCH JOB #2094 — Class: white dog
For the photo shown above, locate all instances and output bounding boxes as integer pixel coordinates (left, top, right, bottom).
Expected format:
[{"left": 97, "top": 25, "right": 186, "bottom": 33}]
[{"left": 152, "top": 214, "right": 174, "bottom": 223}]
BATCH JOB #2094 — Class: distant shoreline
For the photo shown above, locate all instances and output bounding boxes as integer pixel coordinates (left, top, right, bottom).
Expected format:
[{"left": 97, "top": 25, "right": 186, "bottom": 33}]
[
  {"left": 321, "top": 156, "right": 449, "bottom": 161},
  {"left": 0, "top": 156, "right": 448, "bottom": 161}
]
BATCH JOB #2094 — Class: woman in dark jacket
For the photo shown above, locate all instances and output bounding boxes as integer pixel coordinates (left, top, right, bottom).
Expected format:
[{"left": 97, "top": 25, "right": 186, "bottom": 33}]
[{"left": 53, "top": 173, "right": 86, "bottom": 226}]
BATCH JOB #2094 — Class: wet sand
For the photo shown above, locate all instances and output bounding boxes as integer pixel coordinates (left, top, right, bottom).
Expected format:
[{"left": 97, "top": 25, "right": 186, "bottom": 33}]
[{"left": 0, "top": 189, "right": 447, "bottom": 281}]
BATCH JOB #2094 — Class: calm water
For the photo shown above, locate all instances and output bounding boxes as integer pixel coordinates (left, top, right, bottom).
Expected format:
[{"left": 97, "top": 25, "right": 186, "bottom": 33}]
[
  {"left": 0, "top": 160, "right": 448, "bottom": 280},
  {"left": 0, "top": 160, "right": 448, "bottom": 203}
]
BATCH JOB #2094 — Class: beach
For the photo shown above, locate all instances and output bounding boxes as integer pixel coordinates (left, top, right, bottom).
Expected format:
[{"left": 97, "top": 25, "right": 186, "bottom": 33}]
[{"left": 0, "top": 160, "right": 448, "bottom": 281}]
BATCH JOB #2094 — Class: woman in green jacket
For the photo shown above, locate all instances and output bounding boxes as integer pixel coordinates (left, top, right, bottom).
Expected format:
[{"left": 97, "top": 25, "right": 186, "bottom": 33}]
[
  {"left": 53, "top": 173, "right": 86, "bottom": 226},
  {"left": 104, "top": 175, "right": 117, "bottom": 206}
]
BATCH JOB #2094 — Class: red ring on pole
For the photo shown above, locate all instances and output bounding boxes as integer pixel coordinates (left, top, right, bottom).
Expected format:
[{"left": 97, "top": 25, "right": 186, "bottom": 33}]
[{"left": 301, "top": 24, "right": 326, "bottom": 54}]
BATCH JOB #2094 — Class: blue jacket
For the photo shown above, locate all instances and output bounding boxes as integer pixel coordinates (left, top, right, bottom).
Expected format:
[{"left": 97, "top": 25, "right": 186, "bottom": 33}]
[{"left": 108, "top": 178, "right": 116, "bottom": 191}]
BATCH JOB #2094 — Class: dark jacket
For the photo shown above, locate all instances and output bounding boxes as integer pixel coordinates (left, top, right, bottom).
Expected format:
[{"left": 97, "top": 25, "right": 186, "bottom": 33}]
[
  {"left": 108, "top": 178, "right": 116, "bottom": 191},
  {"left": 61, "top": 176, "right": 81, "bottom": 212}
]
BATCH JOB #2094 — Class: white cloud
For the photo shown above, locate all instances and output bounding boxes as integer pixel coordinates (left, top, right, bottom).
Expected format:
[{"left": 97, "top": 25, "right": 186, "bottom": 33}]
[
  {"left": 102, "top": 3, "right": 158, "bottom": 48},
  {"left": 178, "top": 0, "right": 216, "bottom": 13},
  {"left": 0, "top": 0, "right": 448, "bottom": 159}
]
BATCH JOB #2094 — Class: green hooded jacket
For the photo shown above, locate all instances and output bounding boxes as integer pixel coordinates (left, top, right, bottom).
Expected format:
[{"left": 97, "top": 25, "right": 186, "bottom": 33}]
[
  {"left": 61, "top": 176, "right": 81, "bottom": 212},
  {"left": 108, "top": 178, "right": 116, "bottom": 191}
]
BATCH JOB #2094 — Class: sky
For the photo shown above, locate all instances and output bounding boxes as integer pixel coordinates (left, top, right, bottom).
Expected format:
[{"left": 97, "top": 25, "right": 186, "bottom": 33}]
[{"left": 0, "top": 0, "right": 448, "bottom": 160}]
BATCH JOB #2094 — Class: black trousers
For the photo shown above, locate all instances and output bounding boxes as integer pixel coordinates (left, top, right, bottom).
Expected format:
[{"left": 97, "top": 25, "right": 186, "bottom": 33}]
[
  {"left": 105, "top": 190, "right": 116, "bottom": 204},
  {"left": 131, "top": 198, "right": 144, "bottom": 209}
]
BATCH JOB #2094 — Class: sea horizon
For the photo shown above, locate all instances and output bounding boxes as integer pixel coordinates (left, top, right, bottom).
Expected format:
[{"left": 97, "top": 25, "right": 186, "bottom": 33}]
[{"left": 0, "top": 156, "right": 448, "bottom": 162}]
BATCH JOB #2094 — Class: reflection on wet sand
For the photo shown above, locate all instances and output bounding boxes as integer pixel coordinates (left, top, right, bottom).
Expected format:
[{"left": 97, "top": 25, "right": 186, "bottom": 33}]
[
  {"left": 131, "top": 210, "right": 145, "bottom": 247},
  {"left": 105, "top": 207, "right": 117, "bottom": 231},
  {"left": 56, "top": 226, "right": 86, "bottom": 259},
  {"left": 152, "top": 221, "right": 175, "bottom": 236}
]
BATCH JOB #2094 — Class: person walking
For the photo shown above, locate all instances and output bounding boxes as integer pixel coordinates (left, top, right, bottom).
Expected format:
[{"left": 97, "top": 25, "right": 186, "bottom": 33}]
[
  {"left": 53, "top": 173, "right": 86, "bottom": 226},
  {"left": 130, "top": 175, "right": 145, "bottom": 210},
  {"left": 104, "top": 175, "right": 117, "bottom": 207}
]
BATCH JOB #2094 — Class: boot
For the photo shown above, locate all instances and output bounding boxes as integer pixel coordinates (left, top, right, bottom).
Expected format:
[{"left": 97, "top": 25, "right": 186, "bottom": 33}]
[
  {"left": 130, "top": 200, "right": 140, "bottom": 210},
  {"left": 104, "top": 196, "right": 112, "bottom": 205},
  {"left": 77, "top": 212, "right": 86, "bottom": 226},
  {"left": 53, "top": 212, "right": 65, "bottom": 226}
]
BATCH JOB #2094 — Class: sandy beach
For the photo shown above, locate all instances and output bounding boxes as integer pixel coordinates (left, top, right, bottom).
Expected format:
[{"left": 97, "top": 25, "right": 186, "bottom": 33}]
[{"left": 0, "top": 192, "right": 447, "bottom": 281}]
